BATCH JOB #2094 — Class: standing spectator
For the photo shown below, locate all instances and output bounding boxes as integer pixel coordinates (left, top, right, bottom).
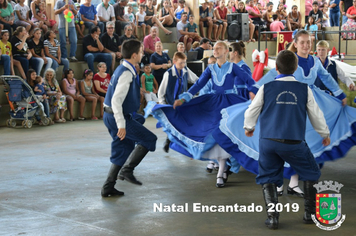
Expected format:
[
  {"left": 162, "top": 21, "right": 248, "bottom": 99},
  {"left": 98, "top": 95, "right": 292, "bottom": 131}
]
[
  {"left": 0, "top": 29, "right": 11, "bottom": 75},
  {"left": 62, "top": 69, "right": 86, "bottom": 121},
  {"left": 44, "top": 68, "right": 68, "bottom": 123},
  {"left": 124, "top": 5, "right": 137, "bottom": 37},
  {"left": 27, "top": 28, "right": 53, "bottom": 76},
  {"left": 263, "top": 2, "right": 274, "bottom": 31},
  {"left": 44, "top": 30, "right": 69, "bottom": 74},
  {"left": 329, "top": 0, "right": 340, "bottom": 26},
  {"left": 0, "top": 0, "right": 17, "bottom": 37},
  {"left": 288, "top": 5, "right": 302, "bottom": 30},
  {"left": 174, "top": 0, "right": 190, "bottom": 22},
  {"left": 214, "top": 0, "right": 228, "bottom": 40},
  {"left": 80, "top": 0, "right": 105, "bottom": 33},
  {"left": 14, "top": 0, "right": 35, "bottom": 34},
  {"left": 136, "top": 4, "right": 148, "bottom": 37},
  {"left": 245, "top": 0, "right": 267, "bottom": 40},
  {"left": 143, "top": 26, "right": 160, "bottom": 56},
  {"left": 159, "top": 0, "right": 176, "bottom": 28},
  {"left": 176, "top": 12, "right": 199, "bottom": 52},
  {"left": 340, "top": 0, "right": 353, "bottom": 25},
  {"left": 83, "top": 26, "right": 112, "bottom": 73},
  {"left": 113, "top": 0, "right": 128, "bottom": 36},
  {"left": 101, "top": 21, "right": 122, "bottom": 73},
  {"left": 118, "top": 24, "right": 137, "bottom": 47},
  {"left": 54, "top": 0, "right": 78, "bottom": 62},
  {"left": 31, "top": 0, "right": 47, "bottom": 33},
  {"left": 309, "top": 1, "right": 323, "bottom": 30},
  {"left": 150, "top": 41, "right": 171, "bottom": 85},
  {"left": 195, "top": 38, "right": 210, "bottom": 60},
  {"left": 341, "top": 0, "right": 356, "bottom": 39},
  {"left": 93, "top": 62, "right": 111, "bottom": 97},
  {"left": 96, "top": 0, "right": 115, "bottom": 32},
  {"left": 199, "top": 1, "right": 213, "bottom": 41},
  {"left": 143, "top": 0, "right": 172, "bottom": 34}
]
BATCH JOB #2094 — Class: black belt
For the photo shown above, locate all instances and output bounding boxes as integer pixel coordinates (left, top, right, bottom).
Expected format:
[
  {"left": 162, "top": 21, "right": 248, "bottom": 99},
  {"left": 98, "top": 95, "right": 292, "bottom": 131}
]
[
  {"left": 104, "top": 106, "right": 114, "bottom": 114},
  {"left": 268, "top": 138, "right": 302, "bottom": 145}
]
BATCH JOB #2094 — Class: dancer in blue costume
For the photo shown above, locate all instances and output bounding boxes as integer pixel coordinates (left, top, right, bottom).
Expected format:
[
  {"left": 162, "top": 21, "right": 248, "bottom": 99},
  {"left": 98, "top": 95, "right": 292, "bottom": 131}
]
[
  {"left": 215, "top": 29, "right": 356, "bottom": 195},
  {"left": 145, "top": 41, "right": 258, "bottom": 187}
]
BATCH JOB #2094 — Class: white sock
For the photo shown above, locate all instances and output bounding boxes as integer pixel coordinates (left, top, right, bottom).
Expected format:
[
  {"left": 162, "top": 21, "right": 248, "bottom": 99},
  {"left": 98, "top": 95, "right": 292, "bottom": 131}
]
[
  {"left": 289, "top": 174, "right": 304, "bottom": 194},
  {"left": 277, "top": 185, "right": 283, "bottom": 192},
  {"left": 207, "top": 161, "right": 214, "bottom": 169},
  {"left": 217, "top": 157, "right": 227, "bottom": 178}
]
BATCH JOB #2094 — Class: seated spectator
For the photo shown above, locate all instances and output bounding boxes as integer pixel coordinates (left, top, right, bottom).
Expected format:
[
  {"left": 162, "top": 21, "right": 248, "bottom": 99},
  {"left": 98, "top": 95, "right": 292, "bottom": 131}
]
[
  {"left": 207, "top": 0, "right": 220, "bottom": 41},
  {"left": 190, "top": 41, "right": 199, "bottom": 51},
  {"left": 144, "top": 0, "right": 172, "bottom": 34},
  {"left": 38, "top": 1, "right": 58, "bottom": 33},
  {"left": 74, "top": 3, "right": 85, "bottom": 39},
  {"left": 30, "top": 0, "right": 48, "bottom": 33},
  {"left": 185, "top": 15, "right": 202, "bottom": 42},
  {"left": 44, "top": 68, "right": 68, "bottom": 123},
  {"left": 176, "top": 41, "right": 186, "bottom": 54},
  {"left": 96, "top": 0, "right": 115, "bottom": 32},
  {"left": 14, "top": 0, "right": 35, "bottom": 35},
  {"left": 28, "top": 28, "right": 53, "bottom": 76},
  {"left": 0, "top": 30, "right": 12, "bottom": 76},
  {"left": 101, "top": 21, "right": 121, "bottom": 73},
  {"left": 199, "top": 1, "right": 213, "bottom": 41},
  {"left": 61, "top": 69, "right": 86, "bottom": 121},
  {"left": 341, "top": 0, "right": 356, "bottom": 39},
  {"left": 118, "top": 24, "right": 137, "bottom": 48},
  {"left": 263, "top": 2, "right": 274, "bottom": 31},
  {"left": 176, "top": 12, "right": 200, "bottom": 52},
  {"left": 270, "top": 14, "right": 284, "bottom": 40},
  {"left": 321, "top": 3, "right": 330, "bottom": 27},
  {"left": 93, "top": 62, "right": 111, "bottom": 97},
  {"left": 54, "top": 0, "right": 78, "bottom": 62},
  {"left": 305, "top": 16, "right": 318, "bottom": 49},
  {"left": 113, "top": 0, "right": 128, "bottom": 36},
  {"left": 80, "top": 0, "right": 105, "bottom": 34},
  {"left": 44, "top": 30, "right": 69, "bottom": 74},
  {"left": 309, "top": 1, "right": 323, "bottom": 30},
  {"left": 83, "top": 26, "right": 112, "bottom": 73},
  {"left": 174, "top": 0, "right": 190, "bottom": 22},
  {"left": 141, "top": 64, "right": 158, "bottom": 103},
  {"left": 159, "top": 0, "right": 176, "bottom": 28},
  {"left": 275, "top": 2, "right": 290, "bottom": 30},
  {"left": 128, "top": 0, "right": 139, "bottom": 15},
  {"left": 236, "top": 1, "right": 255, "bottom": 42},
  {"left": 80, "top": 69, "right": 104, "bottom": 120},
  {"left": 136, "top": 4, "right": 148, "bottom": 37},
  {"left": 143, "top": 26, "right": 160, "bottom": 56},
  {"left": 0, "top": 0, "right": 16, "bottom": 37},
  {"left": 195, "top": 38, "right": 210, "bottom": 60},
  {"left": 170, "top": 0, "right": 178, "bottom": 10},
  {"left": 124, "top": 5, "right": 137, "bottom": 37},
  {"left": 150, "top": 41, "right": 172, "bottom": 85},
  {"left": 245, "top": 0, "right": 267, "bottom": 40},
  {"left": 288, "top": 5, "right": 302, "bottom": 30}
]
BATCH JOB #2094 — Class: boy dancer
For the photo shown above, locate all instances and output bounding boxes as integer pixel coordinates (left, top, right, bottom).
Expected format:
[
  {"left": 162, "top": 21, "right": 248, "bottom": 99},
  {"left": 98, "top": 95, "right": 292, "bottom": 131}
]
[
  {"left": 101, "top": 39, "right": 157, "bottom": 197},
  {"left": 244, "top": 50, "right": 330, "bottom": 229}
]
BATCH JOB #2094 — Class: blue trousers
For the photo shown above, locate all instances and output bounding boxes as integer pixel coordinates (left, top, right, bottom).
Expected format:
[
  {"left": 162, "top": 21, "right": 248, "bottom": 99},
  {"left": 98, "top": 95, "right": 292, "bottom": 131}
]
[
  {"left": 256, "top": 138, "right": 321, "bottom": 187},
  {"left": 59, "top": 27, "right": 77, "bottom": 58},
  {"left": 84, "top": 21, "right": 104, "bottom": 35},
  {"left": 51, "top": 58, "right": 69, "bottom": 73},
  {"left": 84, "top": 53, "right": 112, "bottom": 73},
  {"left": 103, "top": 112, "right": 157, "bottom": 166},
  {"left": 330, "top": 11, "right": 340, "bottom": 27},
  {"left": 0, "top": 55, "right": 11, "bottom": 75}
]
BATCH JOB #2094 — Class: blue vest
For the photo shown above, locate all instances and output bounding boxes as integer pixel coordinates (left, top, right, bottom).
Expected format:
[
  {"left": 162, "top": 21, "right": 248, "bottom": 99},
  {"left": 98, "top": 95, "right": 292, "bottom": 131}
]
[
  {"left": 165, "top": 68, "right": 188, "bottom": 105},
  {"left": 104, "top": 64, "right": 140, "bottom": 115},
  {"left": 260, "top": 80, "right": 308, "bottom": 141},
  {"left": 315, "top": 59, "right": 338, "bottom": 91}
]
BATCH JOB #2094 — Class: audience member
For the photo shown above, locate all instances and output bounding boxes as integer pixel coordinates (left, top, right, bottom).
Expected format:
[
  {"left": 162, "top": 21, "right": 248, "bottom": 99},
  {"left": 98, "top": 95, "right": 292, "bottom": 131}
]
[
  {"left": 195, "top": 38, "right": 210, "bottom": 60},
  {"left": 118, "top": 24, "right": 137, "bottom": 47},
  {"left": 44, "top": 68, "right": 68, "bottom": 123},
  {"left": 275, "top": 2, "right": 290, "bottom": 30},
  {"left": 80, "top": 0, "right": 105, "bottom": 33},
  {"left": 214, "top": 0, "right": 228, "bottom": 40},
  {"left": 128, "top": 0, "right": 139, "bottom": 14},
  {"left": 44, "top": 30, "right": 69, "bottom": 74},
  {"left": 80, "top": 69, "right": 104, "bottom": 120},
  {"left": 288, "top": 5, "right": 302, "bottom": 30},
  {"left": 263, "top": 2, "right": 274, "bottom": 31},
  {"left": 341, "top": 0, "right": 356, "bottom": 39},
  {"left": 14, "top": 0, "right": 34, "bottom": 34},
  {"left": 136, "top": 4, "right": 148, "bottom": 37},
  {"left": 309, "top": 1, "right": 323, "bottom": 29},
  {"left": 124, "top": 5, "right": 137, "bottom": 36},
  {"left": 83, "top": 26, "right": 112, "bottom": 73},
  {"left": 113, "top": 0, "right": 128, "bottom": 36},
  {"left": 177, "top": 12, "right": 199, "bottom": 52},
  {"left": 143, "top": 26, "right": 160, "bottom": 55},
  {"left": 11, "top": 26, "right": 31, "bottom": 73},
  {"left": 0, "top": 29, "right": 11, "bottom": 75},
  {"left": 305, "top": 16, "right": 318, "bottom": 49},
  {"left": 75, "top": 3, "right": 85, "bottom": 38},
  {"left": 96, "top": 0, "right": 115, "bottom": 32},
  {"left": 38, "top": 1, "right": 57, "bottom": 33},
  {"left": 0, "top": 0, "right": 17, "bottom": 37},
  {"left": 141, "top": 64, "right": 158, "bottom": 102},
  {"left": 174, "top": 0, "right": 190, "bottom": 22},
  {"left": 199, "top": 1, "right": 213, "bottom": 41},
  {"left": 329, "top": 0, "right": 340, "bottom": 26},
  {"left": 93, "top": 62, "right": 111, "bottom": 97},
  {"left": 340, "top": 0, "right": 353, "bottom": 25},
  {"left": 322, "top": 3, "right": 330, "bottom": 27},
  {"left": 185, "top": 15, "right": 202, "bottom": 41},
  {"left": 54, "top": 0, "right": 78, "bottom": 62},
  {"left": 270, "top": 14, "right": 284, "bottom": 40},
  {"left": 31, "top": 0, "right": 48, "bottom": 33},
  {"left": 101, "top": 21, "right": 121, "bottom": 72},
  {"left": 150, "top": 41, "right": 171, "bottom": 85},
  {"left": 61, "top": 68, "right": 86, "bottom": 121},
  {"left": 236, "top": 1, "right": 255, "bottom": 42},
  {"left": 245, "top": 0, "right": 267, "bottom": 40},
  {"left": 159, "top": 0, "right": 176, "bottom": 28},
  {"left": 176, "top": 41, "right": 185, "bottom": 54}
]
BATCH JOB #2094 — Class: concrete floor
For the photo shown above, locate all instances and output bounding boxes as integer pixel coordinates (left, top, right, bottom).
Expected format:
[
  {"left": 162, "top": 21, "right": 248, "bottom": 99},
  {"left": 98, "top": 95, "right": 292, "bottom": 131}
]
[{"left": 1, "top": 117, "right": 355, "bottom": 236}]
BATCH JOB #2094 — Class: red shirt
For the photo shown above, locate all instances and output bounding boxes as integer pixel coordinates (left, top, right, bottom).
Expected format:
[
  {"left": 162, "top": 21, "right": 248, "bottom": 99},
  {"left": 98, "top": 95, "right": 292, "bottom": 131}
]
[
  {"left": 217, "top": 6, "right": 228, "bottom": 19},
  {"left": 347, "top": 6, "right": 356, "bottom": 16},
  {"left": 93, "top": 73, "right": 111, "bottom": 93}
]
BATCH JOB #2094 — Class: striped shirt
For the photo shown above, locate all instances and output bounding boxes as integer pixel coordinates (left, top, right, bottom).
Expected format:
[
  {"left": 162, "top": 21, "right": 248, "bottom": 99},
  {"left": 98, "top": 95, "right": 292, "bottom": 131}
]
[{"left": 44, "top": 39, "right": 60, "bottom": 58}]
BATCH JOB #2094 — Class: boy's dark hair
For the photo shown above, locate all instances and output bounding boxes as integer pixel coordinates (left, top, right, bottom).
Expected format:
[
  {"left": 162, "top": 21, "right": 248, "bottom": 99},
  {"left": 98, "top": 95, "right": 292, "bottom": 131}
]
[
  {"left": 90, "top": 26, "right": 100, "bottom": 34},
  {"left": 189, "top": 15, "right": 194, "bottom": 18},
  {"left": 200, "top": 37, "right": 210, "bottom": 45},
  {"left": 312, "top": 1, "right": 318, "bottom": 6},
  {"left": 173, "top": 51, "right": 187, "bottom": 61},
  {"left": 35, "top": 76, "right": 42, "bottom": 84},
  {"left": 121, "top": 39, "right": 142, "bottom": 59},
  {"left": 276, "top": 50, "right": 298, "bottom": 74},
  {"left": 272, "top": 14, "right": 278, "bottom": 21},
  {"left": 139, "top": 4, "right": 146, "bottom": 8},
  {"left": 267, "top": 2, "right": 273, "bottom": 7},
  {"left": 144, "top": 64, "right": 151, "bottom": 68}
]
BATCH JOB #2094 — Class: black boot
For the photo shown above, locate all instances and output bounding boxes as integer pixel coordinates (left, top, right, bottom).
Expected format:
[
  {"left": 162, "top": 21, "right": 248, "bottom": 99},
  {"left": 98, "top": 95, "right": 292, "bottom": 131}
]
[
  {"left": 303, "top": 180, "right": 317, "bottom": 224},
  {"left": 118, "top": 145, "right": 148, "bottom": 185},
  {"left": 262, "top": 183, "right": 279, "bottom": 230},
  {"left": 101, "top": 164, "right": 124, "bottom": 197},
  {"left": 163, "top": 138, "right": 171, "bottom": 153}
]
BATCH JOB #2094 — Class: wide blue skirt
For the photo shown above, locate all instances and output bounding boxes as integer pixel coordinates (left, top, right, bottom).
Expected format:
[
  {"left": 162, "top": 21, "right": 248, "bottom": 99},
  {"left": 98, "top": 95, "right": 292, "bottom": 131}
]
[{"left": 215, "top": 87, "right": 356, "bottom": 179}]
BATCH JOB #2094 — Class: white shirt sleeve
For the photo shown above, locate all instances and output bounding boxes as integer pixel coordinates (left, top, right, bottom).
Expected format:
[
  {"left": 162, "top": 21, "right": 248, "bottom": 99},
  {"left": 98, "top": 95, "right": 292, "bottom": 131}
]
[
  {"left": 109, "top": 5, "right": 115, "bottom": 18},
  {"left": 111, "top": 71, "right": 133, "bottom": 129},
  {"left": 335, "top": 63, "right": 354, "bottom": 88},
  {"left": 186, "top": 67, "right": 199, "bottom": 83},
  {"left": 306, "top": 87, "right": 330, "bottom": 138},
  {"left": 243, "top": 85, "right": 265, "bottom": 131},
  {"left": 158, "top": 71, "right": 169, "bottom": 104}
]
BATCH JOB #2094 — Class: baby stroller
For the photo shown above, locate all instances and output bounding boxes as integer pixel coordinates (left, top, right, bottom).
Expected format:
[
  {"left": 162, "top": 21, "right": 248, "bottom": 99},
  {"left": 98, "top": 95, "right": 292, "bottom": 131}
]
[{"left": 1, "top": 75, "right": 51, "bottom": 128}]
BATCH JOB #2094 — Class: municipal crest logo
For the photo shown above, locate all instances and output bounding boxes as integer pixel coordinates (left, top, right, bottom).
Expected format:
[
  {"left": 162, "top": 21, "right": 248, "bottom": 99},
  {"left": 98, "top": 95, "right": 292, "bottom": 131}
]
[{"left": 312, "top": 180, "right": 346, "bottom": 231}]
